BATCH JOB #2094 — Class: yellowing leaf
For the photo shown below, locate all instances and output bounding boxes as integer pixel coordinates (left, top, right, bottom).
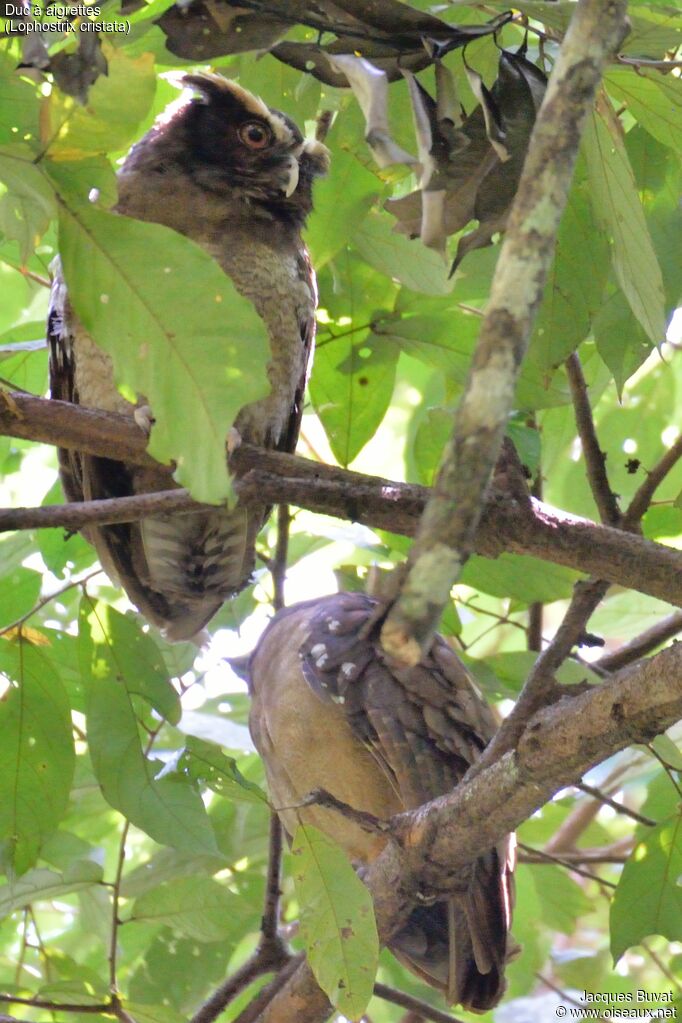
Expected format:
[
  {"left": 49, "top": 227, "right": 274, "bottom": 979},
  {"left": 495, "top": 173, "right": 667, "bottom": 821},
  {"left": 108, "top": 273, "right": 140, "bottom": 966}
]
[
  {"left": 43, "top": 45, "right": 156, "bottom": 160},
  {"left": 292, "top": 823, "right": 379, "bottom": 1020},
  {"left": 0, "top": 626, "right": 50, "bottom": 646}
]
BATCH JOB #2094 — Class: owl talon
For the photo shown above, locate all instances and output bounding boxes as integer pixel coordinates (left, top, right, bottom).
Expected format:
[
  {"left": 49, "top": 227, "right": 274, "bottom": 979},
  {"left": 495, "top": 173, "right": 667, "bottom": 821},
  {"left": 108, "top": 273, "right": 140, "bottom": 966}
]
[
  {"left": 134, "top": 404, "right": 155, "bottom": 436},
  {"left": 227, "top": 427, "right": 242, "bottom": 455}
]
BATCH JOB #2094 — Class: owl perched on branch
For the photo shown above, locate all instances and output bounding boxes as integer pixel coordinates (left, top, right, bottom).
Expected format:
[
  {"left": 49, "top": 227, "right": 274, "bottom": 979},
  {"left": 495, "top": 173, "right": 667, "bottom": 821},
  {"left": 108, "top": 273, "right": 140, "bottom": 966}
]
[
  {"left": 48, "top": 74, "right": 329, "bottom": 640},
  {"left": 248, "top": 591, "right": 516, "bottom": 1012}
]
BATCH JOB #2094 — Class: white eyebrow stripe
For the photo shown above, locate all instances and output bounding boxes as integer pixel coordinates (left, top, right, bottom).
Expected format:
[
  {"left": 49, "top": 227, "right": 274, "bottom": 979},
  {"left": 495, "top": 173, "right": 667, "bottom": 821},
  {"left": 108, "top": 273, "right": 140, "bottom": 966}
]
[{"left": 267, "top": 110, "right": 294, "bottom": 143}]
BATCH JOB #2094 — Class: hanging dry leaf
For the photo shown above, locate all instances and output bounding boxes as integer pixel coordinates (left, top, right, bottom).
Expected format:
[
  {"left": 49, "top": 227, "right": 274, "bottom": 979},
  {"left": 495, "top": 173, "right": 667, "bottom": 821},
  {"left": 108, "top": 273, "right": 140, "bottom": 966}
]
[
  {"left": 386, "top": 47, "right": 548, "bottom": 267},
  {"left": 326, "top": 54, "right": 418, "bottom": 167}
]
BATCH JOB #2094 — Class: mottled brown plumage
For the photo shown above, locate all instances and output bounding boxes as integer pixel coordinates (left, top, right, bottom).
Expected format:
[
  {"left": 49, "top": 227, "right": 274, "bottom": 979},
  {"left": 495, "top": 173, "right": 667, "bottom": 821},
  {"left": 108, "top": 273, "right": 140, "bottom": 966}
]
[
  {"left": 48, "top": 74, "right": 328, "bottom": 639},
  {"left": 248, "top": 591, "right": 515, "bottom": 1012}
]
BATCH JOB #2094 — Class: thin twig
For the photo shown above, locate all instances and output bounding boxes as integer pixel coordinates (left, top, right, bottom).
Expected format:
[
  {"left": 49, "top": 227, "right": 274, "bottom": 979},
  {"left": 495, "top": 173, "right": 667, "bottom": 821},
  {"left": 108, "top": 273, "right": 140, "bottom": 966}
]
[
  {"left": 576, "top": 782, "right": 656, "bottom": 828},
  {"left": 272, "top": 505, "right": 290, "bottom": 612},
  {"left": 544, "top": 765, "right": 631, "bottom": 855},
  {"left": 623, "top": 433, "right": 682, "bottom": 529},
  {"left": 0, "top": 996, "right": 112, "bottom": 1014},
  {"left": 566, "top": 353, "right": 621, "bottom": 526},
  {"left": 262, "top": 814, "right": 285, "bottom": 945},
  {"left": 0, "top": 568, "right": 102, "bottom": 637},
  {"left": 229, "top": 955, "right": 304, "bottom": 1023},
  {"left": 13, "top": 910, "right": 29, "bottom": 987},
  {"left": 471, "top": 578, "right": 610, "bottom": 775},
  {"left": 0, "top": 489, "right": 209, "bottom": 532},
  {"left": 616, "top": 56, "right": 682, "bottom": 69},
  {"left": 190, "top": 955, "right": 286, "bottom": 1023},
  {"left": 642, "top": 939, "right": 682, "bottom": 995},
  {"left": 596, "top": 611, "right": 682, "bottom": 672},
  {"left": 190, "top": 815, "right": 291, "bottom": 1023},
  {"left": 521, "top": 849, "right": 629, "bottom": 864},
  {"left": 108, "top": 820, "right": 130, "bottom": 994},
  {"left": 538, "top": 975, "right": 612, "bottom": 1022},
  {"left": 528, "top": 469, "right": 544, "bottom": 651},
  {"left": 373, "top": 983, "right": 467, "bottom": 1023},
  {"left": 518, "top": 843, "right": 617, "bottom": 888}
]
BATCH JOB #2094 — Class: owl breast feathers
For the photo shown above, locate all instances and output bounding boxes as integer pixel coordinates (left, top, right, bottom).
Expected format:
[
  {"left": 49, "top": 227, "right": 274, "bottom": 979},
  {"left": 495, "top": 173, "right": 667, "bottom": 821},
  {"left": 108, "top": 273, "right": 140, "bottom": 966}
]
[{"left": 48, "top": 74, "right": 329, "bottom": 640}]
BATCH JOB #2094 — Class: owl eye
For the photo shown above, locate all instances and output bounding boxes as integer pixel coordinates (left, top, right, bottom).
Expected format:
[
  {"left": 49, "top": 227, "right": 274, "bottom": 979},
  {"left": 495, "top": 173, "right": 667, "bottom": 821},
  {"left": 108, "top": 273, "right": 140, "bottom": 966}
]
[{"left": 238, "top": 121, "right": 272, "bottom": 149}]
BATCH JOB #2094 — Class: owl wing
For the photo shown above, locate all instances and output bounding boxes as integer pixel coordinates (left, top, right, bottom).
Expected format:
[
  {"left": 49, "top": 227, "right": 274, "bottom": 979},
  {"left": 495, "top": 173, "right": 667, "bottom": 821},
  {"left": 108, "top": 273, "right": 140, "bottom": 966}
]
[
  {"left": 295, "top": 591, "right": 515, "bottom": 1011},
  {"left": 47, "top": 264, "right": 256, "bottom": 640},
  {"left": 47, "top": 272, "right": 85, "bottom": 507},
  {"left": 276, "top": 246, "right": 316, "bottom": 457}
]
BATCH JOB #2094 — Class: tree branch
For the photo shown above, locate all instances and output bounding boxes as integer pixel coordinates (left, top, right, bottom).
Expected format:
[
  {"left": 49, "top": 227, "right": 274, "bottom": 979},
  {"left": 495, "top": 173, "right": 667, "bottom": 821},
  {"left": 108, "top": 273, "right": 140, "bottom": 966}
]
[
  {"left": 239, "top": 641, "right": 682, "bottom": 1023},
  {"left": 595, "top": 610, "right": 682, "bottom": 672},
  {"left": 373, "top": 984, "right": 465, "bottom": 1023},
  {"left": 623, "top": 433, "right": 682, "bottom": 529},
  {"left": 472, "top": 578, "right": 610, "bottom": 773},
  {"left": 379, "top": 0, "right": 630, "bottom": 666},
  {"left": 566, "top": 353, "right": 621, "bottom": 526},
  {"left": 190, "top": 815, "right": 291, "bottom": 1023},
  {"left": 1, "top": 392, "right": 681, "bottom": 607}
]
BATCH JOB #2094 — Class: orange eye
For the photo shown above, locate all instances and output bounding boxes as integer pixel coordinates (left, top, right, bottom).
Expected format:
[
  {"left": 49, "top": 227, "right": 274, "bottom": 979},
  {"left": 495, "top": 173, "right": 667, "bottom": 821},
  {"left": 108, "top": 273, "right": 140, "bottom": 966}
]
[{"left": 238, "top": 121, "right": 271, "bottom": 149}]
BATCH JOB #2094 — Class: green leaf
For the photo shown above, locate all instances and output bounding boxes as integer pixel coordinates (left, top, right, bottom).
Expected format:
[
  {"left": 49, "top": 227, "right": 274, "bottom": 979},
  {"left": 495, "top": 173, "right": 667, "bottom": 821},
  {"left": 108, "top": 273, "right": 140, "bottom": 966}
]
[
  {"left": 583, "top": 104, "right": 666, "bottom": 346},
  {"left": 125, "top": 1003, "right": 185, "bottom": 1023},
  {"left": 649, "top": 735, "right": 682, "bottom": 771},
  {"left": 79, "top": 600, "right": 218, "bottom": 855},
  {"left": 594, "top": 288, "right": 654, "bottom": 393},
  {"left": 532, "top": 180, "right": 610, "bottom": 367},
  {"left": 0, "top": 53, "right": 41, "bottom": 147},
  {"left": 0, "top": 864, "right": 101, "bottom": 917},
  {"left": 626, "top": 124, "right": 682, "bottom": 312},
  {"left": 128, "top": 929, "right": 232, "bottom": 1015},
  {"left": 0, "top": 566, "right": 41, "bottom": 629},
  {"left": 610, "top": 814, "right": 682, "bottom": 961},
  {"left": 0, "top": 641, "right": 75, "bottom": 876},
  {"left": 606, "top": 68, "right": 682, "bottom": 158},
  {"left": 53, "top": 197, "right": 270, "bottom": 503},
  {"left": 354, "top": 213, "right": 453, "bottom": 296},
  {"left": 177, "top": 737, "right": 268, "bottom": 805},
  {"left": 292, "top": 823, "right": 379, "bottom": 1020},
  {"left": 131, "top": 877, "right": 242, "bottom": 941},
  {"left": 376, "top": 308, "right": 481, "bottom": 378},
  {"left": 504, "top": 864, "right": 550, "bottom": 998},
  {"left": 306, "top": 148, "right": 381, "bottom": 268},
  {"left": 461, "top": 553, "right": 578, "bottom": 604},
  {"left": 310, "top": 333, "right": 397, "bottom": 466},
  {"left": 0, "top": 145, "right": 56, "bottom": 258},
  {"left": 81, "top": 600, "right": 180, "bottom": 724},
  {"left": 536, "top": 865, "right": 594, "bottom": 935},
  {"left": 413, "top": 405, "right": 451, "bottom": 485},
  {"left": 44, "top": 43, "right": 156, "bottom": 159},
  {"left": 478, "top": 651, "right": 600, "bottom": 696}
]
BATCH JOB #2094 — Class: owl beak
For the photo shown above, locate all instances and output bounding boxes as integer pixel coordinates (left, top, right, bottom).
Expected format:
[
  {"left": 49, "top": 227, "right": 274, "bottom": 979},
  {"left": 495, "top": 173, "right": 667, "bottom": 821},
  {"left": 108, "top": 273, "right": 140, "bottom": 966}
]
[{"left": 280, "top": 156, "right": 299, "bottom": 198}]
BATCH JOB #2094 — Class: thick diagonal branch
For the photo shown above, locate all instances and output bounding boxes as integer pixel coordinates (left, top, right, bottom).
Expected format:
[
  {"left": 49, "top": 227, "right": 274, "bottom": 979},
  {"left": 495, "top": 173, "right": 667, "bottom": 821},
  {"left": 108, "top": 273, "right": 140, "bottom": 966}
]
[
  {"left": 248, "top": 640, "right": 682, "bottom": 1023},
  {"left": 379, "top": 0, "right": 630, "bottom": 666}
]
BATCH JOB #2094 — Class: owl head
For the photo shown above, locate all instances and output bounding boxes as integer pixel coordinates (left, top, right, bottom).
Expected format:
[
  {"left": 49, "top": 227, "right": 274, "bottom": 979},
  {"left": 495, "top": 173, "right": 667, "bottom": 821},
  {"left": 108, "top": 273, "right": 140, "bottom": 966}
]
[{"left": 125, "top": 72, "right": 329, "bottom": 228}]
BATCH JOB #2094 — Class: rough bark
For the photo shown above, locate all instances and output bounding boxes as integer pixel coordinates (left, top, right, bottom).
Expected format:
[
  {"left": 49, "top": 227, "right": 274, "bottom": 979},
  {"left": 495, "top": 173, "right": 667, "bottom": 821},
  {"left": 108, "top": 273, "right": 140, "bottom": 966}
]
[
  {"left": 1, "top": 392, "right": 680, "bottom": 607},
  {"left": 380, "top": 0, "right": 631, "bottom": 665}
]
